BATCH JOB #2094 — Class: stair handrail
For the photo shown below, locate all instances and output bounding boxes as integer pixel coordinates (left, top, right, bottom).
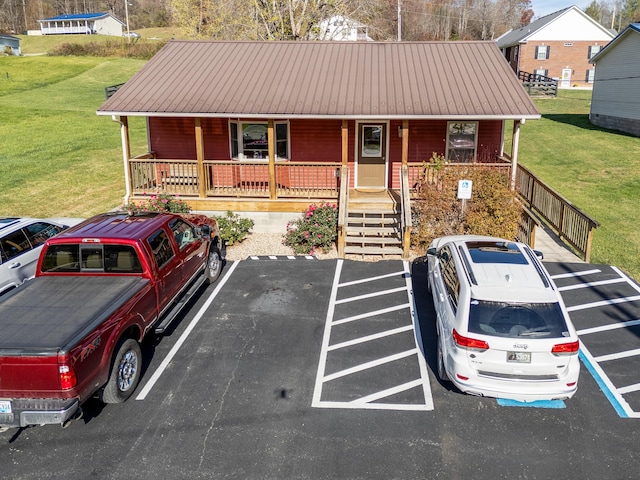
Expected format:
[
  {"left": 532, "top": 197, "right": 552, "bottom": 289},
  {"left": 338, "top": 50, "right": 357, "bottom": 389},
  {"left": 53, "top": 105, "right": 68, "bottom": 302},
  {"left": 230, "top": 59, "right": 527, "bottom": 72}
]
[
  {"left": 337, "top": 165, "right": 350, "bottom": 257},
  {"left": 400, "top": 164, "right": 412, "bottom": 258}
]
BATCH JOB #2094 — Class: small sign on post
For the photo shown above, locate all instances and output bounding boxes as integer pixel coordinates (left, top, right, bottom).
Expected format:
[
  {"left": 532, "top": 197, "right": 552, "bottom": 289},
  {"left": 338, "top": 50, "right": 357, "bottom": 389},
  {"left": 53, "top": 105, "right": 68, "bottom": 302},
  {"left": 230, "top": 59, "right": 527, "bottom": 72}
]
[{"left": 457, "top": 179, "right": 472, "bottom": 213}]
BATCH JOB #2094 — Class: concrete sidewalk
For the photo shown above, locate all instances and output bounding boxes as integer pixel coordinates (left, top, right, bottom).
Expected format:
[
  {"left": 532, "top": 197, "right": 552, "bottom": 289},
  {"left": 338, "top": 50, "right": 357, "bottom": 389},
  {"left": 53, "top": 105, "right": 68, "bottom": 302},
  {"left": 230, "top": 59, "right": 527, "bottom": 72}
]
[{"left": 533, "top": 224, "right": 584, "bottom": 263}]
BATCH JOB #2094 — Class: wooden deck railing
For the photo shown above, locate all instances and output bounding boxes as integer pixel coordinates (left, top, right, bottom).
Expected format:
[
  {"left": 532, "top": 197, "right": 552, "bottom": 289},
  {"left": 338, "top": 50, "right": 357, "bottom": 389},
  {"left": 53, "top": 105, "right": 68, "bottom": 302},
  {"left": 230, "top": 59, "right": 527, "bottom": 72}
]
[
  {"left": 518, "top": 71, "right": 558, "bottom": 97},
  {"left": 128, "top": 157, "right": 341, "bottom": 199},
  {"left": 406, "top": 161, "right": 512, "bottom": 196},
  {"left": 515, "top": 164, "right": 598, "bottom": 261}
]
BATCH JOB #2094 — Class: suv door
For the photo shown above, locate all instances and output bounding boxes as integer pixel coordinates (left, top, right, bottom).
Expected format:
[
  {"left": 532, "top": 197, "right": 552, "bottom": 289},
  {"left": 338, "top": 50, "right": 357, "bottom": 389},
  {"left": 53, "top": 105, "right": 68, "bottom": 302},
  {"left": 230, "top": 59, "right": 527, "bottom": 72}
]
[{"left": 0, "top": 228, "right": 35, "bottom": 293}]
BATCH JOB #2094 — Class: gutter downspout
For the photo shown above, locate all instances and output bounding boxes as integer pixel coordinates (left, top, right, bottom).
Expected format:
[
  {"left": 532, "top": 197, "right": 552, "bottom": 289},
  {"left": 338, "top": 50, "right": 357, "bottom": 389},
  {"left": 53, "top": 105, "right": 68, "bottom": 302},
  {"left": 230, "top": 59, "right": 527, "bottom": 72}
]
[{"left": 112, "top": 115, "right": 131, "bottom": 205}]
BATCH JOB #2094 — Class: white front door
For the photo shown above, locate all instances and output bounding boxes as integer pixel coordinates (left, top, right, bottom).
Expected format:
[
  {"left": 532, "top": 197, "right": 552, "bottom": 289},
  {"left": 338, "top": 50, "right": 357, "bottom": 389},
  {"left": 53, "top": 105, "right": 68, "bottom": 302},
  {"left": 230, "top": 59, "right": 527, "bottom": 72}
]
[{"left": 561, "top": 69, "right": 572, "bottom": 88}]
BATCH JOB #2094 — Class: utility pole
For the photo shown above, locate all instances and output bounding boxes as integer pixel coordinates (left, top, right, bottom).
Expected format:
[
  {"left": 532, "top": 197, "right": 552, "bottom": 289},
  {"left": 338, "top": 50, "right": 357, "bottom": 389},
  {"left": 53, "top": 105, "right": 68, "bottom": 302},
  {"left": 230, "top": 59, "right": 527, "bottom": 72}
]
[{"left": 22, "top": 0, "right": 27, "bottom": 33}]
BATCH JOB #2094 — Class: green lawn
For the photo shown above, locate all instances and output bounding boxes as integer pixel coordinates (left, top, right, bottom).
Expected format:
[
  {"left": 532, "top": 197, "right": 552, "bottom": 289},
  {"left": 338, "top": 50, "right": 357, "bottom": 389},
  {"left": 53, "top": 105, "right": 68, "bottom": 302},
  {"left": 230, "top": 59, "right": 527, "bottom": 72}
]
[
  {"left": 516, "top": 90, "right": 640, "bottom": 277},
  {"left": 1, "top": 53, "right": 639, "bottom": 277}
]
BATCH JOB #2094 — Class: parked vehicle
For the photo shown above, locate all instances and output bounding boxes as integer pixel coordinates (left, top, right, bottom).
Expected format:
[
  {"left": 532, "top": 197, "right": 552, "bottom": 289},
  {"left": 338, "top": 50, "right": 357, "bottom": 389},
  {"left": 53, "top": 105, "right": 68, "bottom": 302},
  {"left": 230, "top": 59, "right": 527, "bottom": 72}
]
[
  {"left": 0, "top": 217, "right": 83, "bottom": 296},
  {"left": 426, "top": 235, "right": 580, "bottom": 401},
  {"left": 0, "top": 211, "right": 223, "bottom": 431}
]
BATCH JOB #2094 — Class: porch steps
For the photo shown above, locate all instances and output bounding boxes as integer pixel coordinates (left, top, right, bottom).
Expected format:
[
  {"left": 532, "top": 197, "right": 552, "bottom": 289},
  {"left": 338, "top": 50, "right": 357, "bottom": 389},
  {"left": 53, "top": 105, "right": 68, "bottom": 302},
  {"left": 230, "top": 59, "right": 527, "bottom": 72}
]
[{"left": 344, "top": 207, "right": 403, "bottom": 258}]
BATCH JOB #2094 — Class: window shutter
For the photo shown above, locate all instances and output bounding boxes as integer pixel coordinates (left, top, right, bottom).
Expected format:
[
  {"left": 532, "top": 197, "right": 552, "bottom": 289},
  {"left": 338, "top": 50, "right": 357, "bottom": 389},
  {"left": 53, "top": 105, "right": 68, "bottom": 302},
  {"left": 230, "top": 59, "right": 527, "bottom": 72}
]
[
  {"left": 535, "top": 46, "right": 539, "bottom": 58},
  {"left": 546, "top": 46, "right": 551, "bottom": 59},
  {"left": 588, "top": 46, "right": 592, "bottom": 58}
]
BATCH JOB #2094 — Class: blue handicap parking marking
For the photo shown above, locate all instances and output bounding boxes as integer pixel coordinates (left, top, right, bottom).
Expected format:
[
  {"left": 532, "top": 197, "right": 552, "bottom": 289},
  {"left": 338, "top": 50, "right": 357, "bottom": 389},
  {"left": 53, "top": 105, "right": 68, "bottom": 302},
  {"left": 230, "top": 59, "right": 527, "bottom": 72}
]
[{"left": 497, "top": 398, "right": 566, "bottom": 409}]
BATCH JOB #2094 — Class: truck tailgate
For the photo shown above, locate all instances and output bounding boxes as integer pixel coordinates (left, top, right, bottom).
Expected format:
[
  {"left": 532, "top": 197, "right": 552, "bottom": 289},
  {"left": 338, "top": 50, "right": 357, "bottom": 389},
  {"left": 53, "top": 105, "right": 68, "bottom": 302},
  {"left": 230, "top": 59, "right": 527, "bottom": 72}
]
[{"left": 0, "top": 276, "right": 150, "bottom": 353}]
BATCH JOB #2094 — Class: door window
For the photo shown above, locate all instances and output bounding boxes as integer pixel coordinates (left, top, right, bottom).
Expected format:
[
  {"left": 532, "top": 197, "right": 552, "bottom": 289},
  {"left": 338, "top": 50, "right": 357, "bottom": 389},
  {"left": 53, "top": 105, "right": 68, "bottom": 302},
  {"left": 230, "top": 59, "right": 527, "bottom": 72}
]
[
  {"left": 361, "top": 125, "right": 382, "bottom": 157},
  {"left": 147, "top": 229, "right": 175, "bottom": 269},
  {"left": 0, "top": 229, "right": 31, "bottom": 262}
]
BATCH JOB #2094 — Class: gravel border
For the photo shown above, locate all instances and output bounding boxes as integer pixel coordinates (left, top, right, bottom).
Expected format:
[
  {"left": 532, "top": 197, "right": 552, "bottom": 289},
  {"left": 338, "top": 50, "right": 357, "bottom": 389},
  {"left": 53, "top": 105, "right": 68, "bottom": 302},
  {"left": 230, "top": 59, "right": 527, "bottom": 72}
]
[{"left": 224, "top": 232, "right": 421, "bottom": 262}]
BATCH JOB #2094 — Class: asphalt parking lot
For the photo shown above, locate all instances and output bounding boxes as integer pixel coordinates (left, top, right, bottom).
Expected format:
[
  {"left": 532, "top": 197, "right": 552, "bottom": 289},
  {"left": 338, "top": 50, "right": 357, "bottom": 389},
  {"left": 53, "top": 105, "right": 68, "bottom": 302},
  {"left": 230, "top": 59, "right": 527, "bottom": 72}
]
[{"left": 3, "top": 257, "right": 640, "bottom": 479}]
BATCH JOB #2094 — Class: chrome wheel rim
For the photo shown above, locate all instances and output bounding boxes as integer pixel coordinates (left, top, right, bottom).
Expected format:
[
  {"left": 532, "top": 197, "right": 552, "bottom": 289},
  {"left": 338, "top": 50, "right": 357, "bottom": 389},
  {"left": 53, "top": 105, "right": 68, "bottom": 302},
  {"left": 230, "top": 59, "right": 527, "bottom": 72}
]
[{"left": 118, "top": 350, "right": 138, "bottom": 392}]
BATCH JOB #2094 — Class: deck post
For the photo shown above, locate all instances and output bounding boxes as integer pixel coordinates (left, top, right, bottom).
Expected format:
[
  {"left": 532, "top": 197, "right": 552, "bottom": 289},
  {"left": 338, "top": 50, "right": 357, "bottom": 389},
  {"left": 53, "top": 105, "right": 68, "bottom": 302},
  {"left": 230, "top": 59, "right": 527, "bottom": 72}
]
[
  {"left": 195, "top": 118, "right": 206, "bottom": 198},
  {"left": 268, "top": 120, "right": 276, "bottom": 200},
  {"left": 118, "top": 115, "right": 131, "bottom": 205},
  {"left": 510, "top": 119, "right": 522, "bottom": 190}
]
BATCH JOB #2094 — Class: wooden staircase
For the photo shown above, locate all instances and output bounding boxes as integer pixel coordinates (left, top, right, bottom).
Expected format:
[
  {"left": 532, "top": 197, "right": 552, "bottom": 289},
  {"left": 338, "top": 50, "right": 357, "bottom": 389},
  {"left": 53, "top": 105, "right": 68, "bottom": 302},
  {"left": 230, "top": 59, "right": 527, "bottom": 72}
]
[{"left": 343, "top": 190, "right": 404, "bottom": 258}]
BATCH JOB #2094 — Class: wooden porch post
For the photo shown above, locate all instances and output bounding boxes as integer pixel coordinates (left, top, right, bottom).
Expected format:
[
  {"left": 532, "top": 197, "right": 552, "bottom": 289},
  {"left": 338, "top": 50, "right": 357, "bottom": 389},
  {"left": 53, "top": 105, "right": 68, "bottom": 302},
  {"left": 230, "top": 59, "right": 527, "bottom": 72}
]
[
  {"left": 341, "top": 120, "right": 348, "bottom": 167},
  {"left": 510, "top": 119, "right": 522, "bottom": 190},
  {"left": 119, "top": 116, "right": 132, "bottom": 205},
  {"left": 401, "top": 120, "right": 408, "bottom": 167},
  {"left": 268, "top": 120, "right": 276, "bottom": 200},
  {"left": 195, "top": 118, "right": 206, "bottom": 198}
]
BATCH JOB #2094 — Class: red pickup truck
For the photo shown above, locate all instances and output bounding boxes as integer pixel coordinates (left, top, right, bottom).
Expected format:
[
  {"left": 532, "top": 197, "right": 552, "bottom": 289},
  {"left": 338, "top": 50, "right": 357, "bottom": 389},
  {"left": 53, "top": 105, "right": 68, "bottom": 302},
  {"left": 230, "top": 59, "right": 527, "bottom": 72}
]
[{"left": 0, "top": 211, "right": 223, "bottom": 431}]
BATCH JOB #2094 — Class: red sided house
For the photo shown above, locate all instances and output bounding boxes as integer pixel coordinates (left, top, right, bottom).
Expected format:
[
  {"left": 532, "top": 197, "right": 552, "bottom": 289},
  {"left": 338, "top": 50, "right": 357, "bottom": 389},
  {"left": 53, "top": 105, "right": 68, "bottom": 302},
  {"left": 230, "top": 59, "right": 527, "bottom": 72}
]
[
  {"left": 496, "top": 5, "right": 614, "bottom": 88},
  {"left": 97, "top": 40, "right": 539, "bottom": 257}
]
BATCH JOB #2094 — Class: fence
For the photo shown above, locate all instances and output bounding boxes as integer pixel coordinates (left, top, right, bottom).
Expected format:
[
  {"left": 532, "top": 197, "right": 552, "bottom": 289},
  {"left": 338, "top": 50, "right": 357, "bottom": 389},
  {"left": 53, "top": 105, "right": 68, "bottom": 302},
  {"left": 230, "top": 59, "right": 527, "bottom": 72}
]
[{"left": 518, "top": 71, "right": 558, "bottom": 97}]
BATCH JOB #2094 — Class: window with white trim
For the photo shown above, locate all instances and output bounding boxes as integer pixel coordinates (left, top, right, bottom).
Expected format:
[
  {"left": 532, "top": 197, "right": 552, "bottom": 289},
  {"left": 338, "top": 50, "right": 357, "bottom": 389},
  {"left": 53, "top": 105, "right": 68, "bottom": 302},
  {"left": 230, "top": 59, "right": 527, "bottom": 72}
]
[
  {"left": 586, "top": 68, "right": 596, "bottom": 83},
  {"left": 588, "top": 45, "right": 601, "bottom": 59},
  {"left": 446, "top": 122, "right": 478, "bottom": 163},
  {"left": 535, "top": 45, "right": 549, "bottom": 60},
  {"left": 229, "top": 121, "right": 289, "bottom": 160},
  {"left": 535, "top": 69, "right": 548, "bottom": 77}
]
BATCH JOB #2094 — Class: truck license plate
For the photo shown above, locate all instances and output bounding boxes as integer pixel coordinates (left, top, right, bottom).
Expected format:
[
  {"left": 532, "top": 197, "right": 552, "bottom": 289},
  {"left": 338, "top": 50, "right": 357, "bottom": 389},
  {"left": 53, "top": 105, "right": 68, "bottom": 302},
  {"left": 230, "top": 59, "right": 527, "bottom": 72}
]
[
  {"left": 507, "top": 351, "right": 531, "bottom": 363},
  {"left": 0, "top": 401, "right": 11, "bottom": 414}
]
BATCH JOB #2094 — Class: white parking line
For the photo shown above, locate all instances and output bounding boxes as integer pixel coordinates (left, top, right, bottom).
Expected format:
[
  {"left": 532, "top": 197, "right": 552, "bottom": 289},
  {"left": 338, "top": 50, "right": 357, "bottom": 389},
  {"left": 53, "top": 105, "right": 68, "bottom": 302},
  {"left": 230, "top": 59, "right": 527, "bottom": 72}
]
[
  {"left": 578, "top": 318, "right": 640, "bottom": 335},
  {"left": 135, "top": 262, "right": 239, "bottom": 401},
  {"left": 335, "top": 286, "right": 408, "bottom": 304},
  {"left": 567, "top": 295, "right": 640, "bottom": 312},
  {"left": 312, "top": 259, "right": 434, "bottom": 411},
  {"left": 551, "top": 269, "right": 601, "bottom": 280},
  {"left": 557, "top": 278, "right": 627, "bottom": 292},
  {"left": 594, "top": 348, "right": 640, "bottom": 362}
]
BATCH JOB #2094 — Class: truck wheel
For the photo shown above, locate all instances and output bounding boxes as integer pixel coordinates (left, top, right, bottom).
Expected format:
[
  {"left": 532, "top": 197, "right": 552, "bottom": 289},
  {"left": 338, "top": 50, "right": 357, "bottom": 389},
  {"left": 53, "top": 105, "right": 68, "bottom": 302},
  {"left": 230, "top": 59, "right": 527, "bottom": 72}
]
[
  {"left": 205, "top": 246, "right": 222, "bottom": 284},
  {"left": 101, "top": 338, "right": 142, "bottom": 404}
]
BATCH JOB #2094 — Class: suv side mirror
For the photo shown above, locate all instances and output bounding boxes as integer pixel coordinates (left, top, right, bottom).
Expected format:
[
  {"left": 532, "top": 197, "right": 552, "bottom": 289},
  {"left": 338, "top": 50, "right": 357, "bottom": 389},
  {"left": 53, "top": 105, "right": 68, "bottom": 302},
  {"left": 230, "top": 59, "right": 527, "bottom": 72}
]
[
  {"left": 427, "top": 247, "right": 437, "bottom": 256},
  {"left": 533, "top": 249, "right": 544, "bottom": 260}
]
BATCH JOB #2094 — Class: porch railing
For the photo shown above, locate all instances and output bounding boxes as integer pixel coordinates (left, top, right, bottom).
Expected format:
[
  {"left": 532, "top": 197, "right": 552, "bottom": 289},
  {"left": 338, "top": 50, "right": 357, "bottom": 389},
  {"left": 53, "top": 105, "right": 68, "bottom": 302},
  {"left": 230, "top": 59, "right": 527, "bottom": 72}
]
[
  {"left": 406, "top": 161, "right": 512, "bottom": 196},
  {"left": 128, "top": 157, "right": 341, "bottom": 199},
  {"left": 399, "top": 165, "right": 412, "bottom": 257},
  {"left": 515, "top": 164, "right": 598, "bottom": 261},
  {"left": 518, "top": 71, "right": 558, "bottom": 97},
  {"left": 337, "top": 166, "right": 350, "bottom": 257}
]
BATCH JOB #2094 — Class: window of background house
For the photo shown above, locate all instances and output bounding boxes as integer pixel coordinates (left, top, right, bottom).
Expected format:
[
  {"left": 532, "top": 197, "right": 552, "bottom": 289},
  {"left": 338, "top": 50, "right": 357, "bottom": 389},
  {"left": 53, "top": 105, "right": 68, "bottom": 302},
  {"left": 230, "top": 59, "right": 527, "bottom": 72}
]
[
  {"left": 446, "top": 122, "right": 478, "bottom": 163},
  {"left": 586, "top": 68, "right": 596, "bottom": 83},
  {"left": 534, "top": 69, "right": 548, "bottom": 77},
  {"left": 229, "top": 121, "right": 289, "bottom": 160},
  {"left": 535, "top": 45, "right": 550, "bottom": 60},
  {"left": 588, "top": 45, "right": 601, "bottom": 59}
]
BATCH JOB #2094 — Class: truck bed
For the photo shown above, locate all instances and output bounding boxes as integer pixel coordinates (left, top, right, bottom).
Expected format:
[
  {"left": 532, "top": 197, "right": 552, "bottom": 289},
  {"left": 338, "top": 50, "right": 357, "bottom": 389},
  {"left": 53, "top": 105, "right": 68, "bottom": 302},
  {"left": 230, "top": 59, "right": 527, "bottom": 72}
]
[{"left": 0, "top": 276, "right": 149, "bottom": 354}]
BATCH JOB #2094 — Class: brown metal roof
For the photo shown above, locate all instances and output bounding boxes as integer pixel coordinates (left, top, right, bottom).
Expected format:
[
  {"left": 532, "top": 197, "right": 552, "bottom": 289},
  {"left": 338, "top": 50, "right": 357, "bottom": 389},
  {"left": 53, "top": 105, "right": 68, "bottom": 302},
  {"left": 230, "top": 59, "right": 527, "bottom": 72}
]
[{"left": 97, "top": 40, "right": 540, "bottom": 120}]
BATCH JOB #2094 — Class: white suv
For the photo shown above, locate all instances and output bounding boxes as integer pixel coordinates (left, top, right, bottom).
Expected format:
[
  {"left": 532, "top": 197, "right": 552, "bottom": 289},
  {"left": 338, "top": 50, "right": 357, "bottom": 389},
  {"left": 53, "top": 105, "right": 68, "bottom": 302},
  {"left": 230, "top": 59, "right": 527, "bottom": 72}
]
[
  {"left": 0, "top": 218, "right": 82, "bottom": 295},
  {"left": 426, "top": 235, "right": 580, "bottom": 401}
]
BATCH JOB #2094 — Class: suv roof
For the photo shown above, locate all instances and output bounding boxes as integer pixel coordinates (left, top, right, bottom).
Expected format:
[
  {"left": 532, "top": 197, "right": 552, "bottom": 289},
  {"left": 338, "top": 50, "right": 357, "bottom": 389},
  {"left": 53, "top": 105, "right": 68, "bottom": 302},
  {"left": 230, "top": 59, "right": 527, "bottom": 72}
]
[
  {"left": 444, "top": 236, "right": 556, "bottom": 303},
  {"left": 0, "top": 217, "right": 35, "bottom": 233}
]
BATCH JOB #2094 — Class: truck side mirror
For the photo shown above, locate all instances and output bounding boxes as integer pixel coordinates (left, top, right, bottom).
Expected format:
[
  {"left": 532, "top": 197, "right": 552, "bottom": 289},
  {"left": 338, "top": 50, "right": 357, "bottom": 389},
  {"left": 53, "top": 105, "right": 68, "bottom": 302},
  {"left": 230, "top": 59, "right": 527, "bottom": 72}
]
[{"left": 426, "top": 247, "right": 437, "bottom": 256}]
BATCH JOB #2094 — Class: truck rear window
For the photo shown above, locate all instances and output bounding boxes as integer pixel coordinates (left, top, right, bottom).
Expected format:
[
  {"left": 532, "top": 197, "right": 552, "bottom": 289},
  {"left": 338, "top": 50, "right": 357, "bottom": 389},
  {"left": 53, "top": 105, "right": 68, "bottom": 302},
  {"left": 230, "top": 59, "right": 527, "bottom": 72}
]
[{"left": 41, "top": 244, "right": 143, "bottom": 273}]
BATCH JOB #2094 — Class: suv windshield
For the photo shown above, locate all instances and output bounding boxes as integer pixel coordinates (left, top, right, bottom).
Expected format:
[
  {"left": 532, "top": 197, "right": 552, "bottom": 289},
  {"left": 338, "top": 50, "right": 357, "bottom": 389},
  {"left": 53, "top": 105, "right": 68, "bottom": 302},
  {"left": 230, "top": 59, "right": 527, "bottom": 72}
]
[{"left": 468, "top": 299, "right": 570, "bottom": 338}]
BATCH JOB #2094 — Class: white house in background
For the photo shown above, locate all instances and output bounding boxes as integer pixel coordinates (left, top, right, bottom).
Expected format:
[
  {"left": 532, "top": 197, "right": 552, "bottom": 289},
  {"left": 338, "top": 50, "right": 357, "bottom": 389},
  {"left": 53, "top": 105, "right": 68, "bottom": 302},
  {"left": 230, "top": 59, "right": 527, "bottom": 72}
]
[
  {"left": 318, "top": 15, "right": 373, "bottom": 41},
  {"left": 589, "top": 23, "right": 640, "bottom": 137},
  {"left": 496, "top": 5, "right": 614, "bottom": 87},
  {"left": 0, "top": 34, "right": 21, "bottom": 55},
  {"left": 37, "top": 12, "right": 125, "bottom": 36}
]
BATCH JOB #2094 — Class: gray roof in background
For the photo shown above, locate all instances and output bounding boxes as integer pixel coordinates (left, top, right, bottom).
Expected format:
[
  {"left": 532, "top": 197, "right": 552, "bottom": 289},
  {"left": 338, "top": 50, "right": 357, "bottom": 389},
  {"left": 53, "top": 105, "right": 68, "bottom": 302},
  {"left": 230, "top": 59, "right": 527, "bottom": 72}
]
[
  {"left": 590, "top": 23, "right": 640, "bottom": 63},
  {"left": 98, "top": 40, "right": 540, "bottom": 120},
  {"left": 495, "top": 7, "right": 573, "bottom": 47}
]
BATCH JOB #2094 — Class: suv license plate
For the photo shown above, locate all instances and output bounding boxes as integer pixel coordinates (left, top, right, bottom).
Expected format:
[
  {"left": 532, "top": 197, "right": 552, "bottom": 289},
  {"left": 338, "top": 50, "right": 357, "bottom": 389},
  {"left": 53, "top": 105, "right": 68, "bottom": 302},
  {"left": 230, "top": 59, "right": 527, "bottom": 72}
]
[
  {"left": 507, "top": 351, "right": 531, "bottom": 363},
  {"left": 0, "top": 401, "right": 11, "bottom": 414}
]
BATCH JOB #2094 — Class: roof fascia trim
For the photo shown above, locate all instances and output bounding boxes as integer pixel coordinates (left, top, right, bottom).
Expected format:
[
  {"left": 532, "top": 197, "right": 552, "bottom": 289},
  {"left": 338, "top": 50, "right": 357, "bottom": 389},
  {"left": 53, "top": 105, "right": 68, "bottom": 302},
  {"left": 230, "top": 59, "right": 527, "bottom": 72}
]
[{"left": 97, "top": 111, "right": 541, "bottom": 121}]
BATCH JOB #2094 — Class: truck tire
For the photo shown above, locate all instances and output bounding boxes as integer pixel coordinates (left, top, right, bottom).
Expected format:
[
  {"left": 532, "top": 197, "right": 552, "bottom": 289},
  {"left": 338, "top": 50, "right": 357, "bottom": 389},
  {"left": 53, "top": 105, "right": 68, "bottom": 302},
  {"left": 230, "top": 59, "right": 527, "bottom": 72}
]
[
  {"left": 101, "top": 338, "right": 142, "bottom": 404},
  {"left": 205, "top": 246, "right": 222, "bottom": 284}
]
